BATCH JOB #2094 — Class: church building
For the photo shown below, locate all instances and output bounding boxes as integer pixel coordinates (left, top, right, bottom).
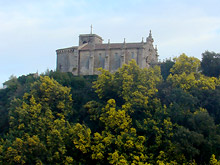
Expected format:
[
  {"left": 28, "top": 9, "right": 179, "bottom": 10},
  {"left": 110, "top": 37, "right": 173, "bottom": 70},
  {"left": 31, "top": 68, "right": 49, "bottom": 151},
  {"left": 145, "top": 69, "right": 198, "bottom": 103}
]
[{"left": 56, "top": 30, "right": 159, "bottom": 75}]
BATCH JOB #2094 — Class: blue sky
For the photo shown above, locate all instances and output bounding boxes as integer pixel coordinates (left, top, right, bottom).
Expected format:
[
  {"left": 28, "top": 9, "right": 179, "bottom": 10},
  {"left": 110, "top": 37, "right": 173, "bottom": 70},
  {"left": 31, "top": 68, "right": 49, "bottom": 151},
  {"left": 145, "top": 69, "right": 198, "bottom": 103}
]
[{"left": 0, "top": 0, "right": 220, "bottom": 87}]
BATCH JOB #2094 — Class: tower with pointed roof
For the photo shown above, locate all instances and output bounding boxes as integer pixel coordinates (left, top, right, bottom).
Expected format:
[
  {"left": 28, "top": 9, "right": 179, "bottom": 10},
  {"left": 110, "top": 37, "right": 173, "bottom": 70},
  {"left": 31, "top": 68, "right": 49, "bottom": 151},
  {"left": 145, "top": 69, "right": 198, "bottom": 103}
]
[{"left": 56, "top": 30, "right": 158, "bottom": 75}]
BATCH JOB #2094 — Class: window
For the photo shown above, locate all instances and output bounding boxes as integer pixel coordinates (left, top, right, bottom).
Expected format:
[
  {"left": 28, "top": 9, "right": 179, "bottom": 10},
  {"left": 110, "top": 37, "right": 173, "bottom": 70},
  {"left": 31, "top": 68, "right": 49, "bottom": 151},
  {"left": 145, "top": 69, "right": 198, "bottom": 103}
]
[
  {"left": 131, "top": 52, "right": 135, "bottom": 59},
  {"left": 98, "top": 53, "right": 105, "bottom": 68},
  {"left": 111, "top": 53, "right": 120, "bottom": 70}
]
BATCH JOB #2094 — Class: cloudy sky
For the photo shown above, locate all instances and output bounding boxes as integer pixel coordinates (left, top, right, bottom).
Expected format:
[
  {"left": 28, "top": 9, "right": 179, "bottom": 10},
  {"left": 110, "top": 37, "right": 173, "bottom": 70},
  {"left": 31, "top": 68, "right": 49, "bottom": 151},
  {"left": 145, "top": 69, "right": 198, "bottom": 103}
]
[{"left": 1, "top": 0, "right": 220, "bottom": 86}]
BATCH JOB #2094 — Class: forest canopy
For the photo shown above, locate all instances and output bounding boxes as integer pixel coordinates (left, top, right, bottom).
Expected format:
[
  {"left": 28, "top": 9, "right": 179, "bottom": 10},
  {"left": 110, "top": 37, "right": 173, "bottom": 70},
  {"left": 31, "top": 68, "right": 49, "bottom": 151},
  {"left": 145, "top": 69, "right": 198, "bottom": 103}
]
[{"left": 0, "top": 52, "right": 220, "bottom": 164}]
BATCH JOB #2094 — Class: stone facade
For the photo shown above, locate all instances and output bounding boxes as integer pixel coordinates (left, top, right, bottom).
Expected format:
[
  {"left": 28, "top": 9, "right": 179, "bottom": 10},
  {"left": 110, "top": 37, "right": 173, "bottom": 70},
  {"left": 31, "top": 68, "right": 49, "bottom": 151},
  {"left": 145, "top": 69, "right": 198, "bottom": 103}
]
[{"left": 56, "top": 31, "right": 159, "bottom": 75}]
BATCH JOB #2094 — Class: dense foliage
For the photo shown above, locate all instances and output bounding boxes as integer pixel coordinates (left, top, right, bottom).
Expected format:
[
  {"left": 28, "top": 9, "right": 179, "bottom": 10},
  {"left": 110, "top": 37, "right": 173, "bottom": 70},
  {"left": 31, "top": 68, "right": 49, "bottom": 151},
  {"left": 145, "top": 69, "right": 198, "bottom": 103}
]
[
  {"left": 201, "top": 51, "right": 220, "bottom": 77},
  {"left": 0, "top": 53, "right": 220, "bottom": 164}
]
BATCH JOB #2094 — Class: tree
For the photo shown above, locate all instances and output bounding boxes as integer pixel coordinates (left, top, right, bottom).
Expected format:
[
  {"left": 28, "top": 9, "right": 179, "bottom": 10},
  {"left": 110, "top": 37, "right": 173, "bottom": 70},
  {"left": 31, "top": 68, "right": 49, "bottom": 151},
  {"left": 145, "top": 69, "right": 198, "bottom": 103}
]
[
  {"left": 0, "top": 76, "right": 75, "bottom": 164},
  {"left": 201, "top": 51, "right": 220, "bottom": 77},
  {"left": 210, "top": 154, "right": 220, "bottom": 165},
  {"left": 167, "top": 54, "right": 220, "bottom": 91},
  {"left": 92, "top": 60, "right": 182, "bottom": 164},
  {"left": 93, "top": 60, "right": 162, "bottom": 109},
  {"left": 1, "top": 56, "right": 220, "bottom": 164},
  {"left": 170, "top": 53, "right": 200, "bottom": 75},
  {"left": 160, "top": 59, "right": 175, "bottom": 80},
  {"left": 89, "top": 99, "right": 148, "bottom": 164}
]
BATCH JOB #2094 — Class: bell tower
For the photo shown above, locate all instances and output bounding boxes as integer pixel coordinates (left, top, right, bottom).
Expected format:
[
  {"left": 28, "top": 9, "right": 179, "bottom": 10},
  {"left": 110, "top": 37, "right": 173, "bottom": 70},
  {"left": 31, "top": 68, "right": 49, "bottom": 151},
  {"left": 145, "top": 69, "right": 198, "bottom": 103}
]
[
  {"left": 79, "top": 34, "right": 103, "bottom": 46},
  {"left": 79, "top": 26, "right": 103, "bottom": 46}
]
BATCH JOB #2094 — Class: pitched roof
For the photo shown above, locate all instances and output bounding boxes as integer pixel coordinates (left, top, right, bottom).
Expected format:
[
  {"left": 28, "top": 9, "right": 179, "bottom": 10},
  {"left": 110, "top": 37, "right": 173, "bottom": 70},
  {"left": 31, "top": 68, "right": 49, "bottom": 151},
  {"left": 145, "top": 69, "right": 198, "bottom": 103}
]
[
  {"left": 79, "top": 42, "right": 144, "bottom": 50},
  {"left": 56, "top": 46, "right": 78, "bottom": 52}
]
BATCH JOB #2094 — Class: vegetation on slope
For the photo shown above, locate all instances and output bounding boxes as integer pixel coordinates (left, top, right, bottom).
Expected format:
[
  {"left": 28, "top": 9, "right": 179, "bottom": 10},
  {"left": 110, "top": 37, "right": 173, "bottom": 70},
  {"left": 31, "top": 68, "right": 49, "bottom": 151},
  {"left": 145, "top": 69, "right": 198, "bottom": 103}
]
[{"left": 0, "top": 51, "right": 220, "bottom": 164}]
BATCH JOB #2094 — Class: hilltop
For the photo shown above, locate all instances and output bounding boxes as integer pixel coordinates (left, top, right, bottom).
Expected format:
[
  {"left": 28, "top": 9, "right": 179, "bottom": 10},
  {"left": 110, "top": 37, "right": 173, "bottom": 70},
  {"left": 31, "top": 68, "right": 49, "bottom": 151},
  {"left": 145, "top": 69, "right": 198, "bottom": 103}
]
[{"left": 0, "top": 52, "right": 220, "bottom": 164}]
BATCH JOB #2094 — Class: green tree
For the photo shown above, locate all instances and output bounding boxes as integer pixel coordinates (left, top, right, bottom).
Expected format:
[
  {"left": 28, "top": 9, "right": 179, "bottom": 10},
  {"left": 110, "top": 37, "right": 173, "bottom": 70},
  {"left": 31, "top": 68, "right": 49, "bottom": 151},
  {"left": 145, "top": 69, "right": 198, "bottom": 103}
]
[
  {"left": 201, "top": 51, "right": 220, "bottom": 77},
  {"left": 92, "top": 60, "right": 181, "bottom": 164},
  {"left": 170, "top": 54, "right": 200, "bottom": 75},
  {"left": 93, "top": 60, "right": 162, "bottom": 109},
  {"left": 160, "top": 59, "right": 175, "bottom": 80},
  {"left": 210, "top": 154, "right": 220, "bottom": 165},
  {"left": 89, "top": 99, "right": 148, "bottom": 164},
  {"left": 0, "top": 76, "right": 75, "bottom": 164},
  {"left": 1, "top": 56, "right": 220, "bottom": 164},
  {"left": 167, "top": 54, "right": 220, "bottom": 91},
  {"left": 0, "top": 74, "right": 39, "bottom": 135}
]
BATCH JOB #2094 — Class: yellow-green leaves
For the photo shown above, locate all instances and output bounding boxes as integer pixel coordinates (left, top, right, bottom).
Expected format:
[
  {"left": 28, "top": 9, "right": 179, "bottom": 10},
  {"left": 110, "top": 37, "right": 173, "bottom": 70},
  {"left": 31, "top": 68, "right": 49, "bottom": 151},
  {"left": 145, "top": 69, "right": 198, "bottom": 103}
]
[
  {"left": 71, "top": 123, "right": 91, "bottom": 154},
  {"left": 93, "top": 69, "right": 114, "bottom": 99},
  {"left": 100, "top": 99, "right": 132, "bottom": 133},
  {"left": 168, "top": 54, "right": 219, "bottom": 91},
  {"left": 210, "top": 154, "right": 220, "bottom": 165},
  {"left": 2, "top": 54, "right": 220, "bottom": 164},
  {"left": 171, "top": 54, "right": 200, "bottom": 75},
  {"left": 3, "top": 135, "right": 46, "bottom": 165},
  {"left": 2, "top": 76, "right": 75, "bottom": 164},
  {"left": 91, "top": 132, "right": 107, "bottom": 160},
  {"left": 93, "top": 60, "right": 162, "bottom": 109},
  {"left": 108, "top": 151, "right": 128, "bottom": 164},
  {"left": 30, "top": 76, "right": 73, "bottom": 116}
]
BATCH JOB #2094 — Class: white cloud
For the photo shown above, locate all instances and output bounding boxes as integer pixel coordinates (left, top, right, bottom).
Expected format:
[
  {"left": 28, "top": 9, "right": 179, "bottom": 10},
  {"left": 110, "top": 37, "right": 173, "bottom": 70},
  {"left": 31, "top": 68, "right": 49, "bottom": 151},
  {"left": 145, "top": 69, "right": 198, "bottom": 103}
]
[{"left": 1, "top": 0, "right": 220, "bottom": 86}]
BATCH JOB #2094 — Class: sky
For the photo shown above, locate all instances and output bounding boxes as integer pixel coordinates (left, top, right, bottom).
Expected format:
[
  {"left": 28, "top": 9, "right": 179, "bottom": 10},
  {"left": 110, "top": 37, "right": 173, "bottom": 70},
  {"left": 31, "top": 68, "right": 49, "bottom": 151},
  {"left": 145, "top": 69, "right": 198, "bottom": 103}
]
[{"left": 1, "top": 0, "right": 220, "bottom": 87}]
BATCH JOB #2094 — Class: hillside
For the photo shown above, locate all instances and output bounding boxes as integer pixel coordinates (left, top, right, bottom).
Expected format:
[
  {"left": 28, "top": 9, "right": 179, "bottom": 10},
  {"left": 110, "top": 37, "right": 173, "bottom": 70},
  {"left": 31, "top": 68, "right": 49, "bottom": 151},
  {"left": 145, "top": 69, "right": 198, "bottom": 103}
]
[{"left": 0, "top": 52, "right": 220, "bottom": 164}]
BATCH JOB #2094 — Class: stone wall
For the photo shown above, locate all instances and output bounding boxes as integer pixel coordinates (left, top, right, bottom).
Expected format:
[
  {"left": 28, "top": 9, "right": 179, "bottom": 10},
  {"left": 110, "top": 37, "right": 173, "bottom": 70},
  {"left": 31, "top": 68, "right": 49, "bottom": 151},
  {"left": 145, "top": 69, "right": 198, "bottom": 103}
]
[
  {"left": 79, "top": 51, "right": 90, "bottom": 75},
  {"left": 56, "top": 32, "right": 159, "bottom": 75},
  {"left": 79, "top": 34, "right": 103, "bottom": 46}
]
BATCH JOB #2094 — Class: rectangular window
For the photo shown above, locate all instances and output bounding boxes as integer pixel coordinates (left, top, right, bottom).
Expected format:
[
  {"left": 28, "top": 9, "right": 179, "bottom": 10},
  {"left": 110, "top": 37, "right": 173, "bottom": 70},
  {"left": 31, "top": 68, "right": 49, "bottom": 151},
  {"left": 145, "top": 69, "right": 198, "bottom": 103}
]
[{"left": 131, "top": 52, "right": 135, "bottom": 59}]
